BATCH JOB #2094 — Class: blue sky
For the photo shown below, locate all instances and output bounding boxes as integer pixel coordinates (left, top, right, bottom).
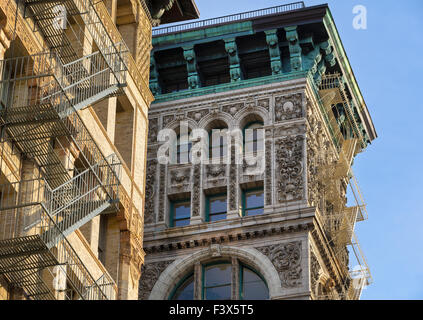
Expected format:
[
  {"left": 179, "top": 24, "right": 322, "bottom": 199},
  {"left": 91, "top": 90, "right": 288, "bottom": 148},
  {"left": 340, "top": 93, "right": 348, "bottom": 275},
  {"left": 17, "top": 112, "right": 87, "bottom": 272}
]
[{"left": 188, "top": 0, "right": 423, "bottom": 299}]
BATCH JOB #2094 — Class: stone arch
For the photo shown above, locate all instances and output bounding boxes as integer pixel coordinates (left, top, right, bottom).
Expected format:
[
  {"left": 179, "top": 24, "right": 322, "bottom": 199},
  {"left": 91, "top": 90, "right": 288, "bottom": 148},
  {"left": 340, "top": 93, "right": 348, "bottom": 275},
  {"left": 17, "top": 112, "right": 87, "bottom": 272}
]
[
  {"left": 149, "top": 245, "right": 282, "bottom": 300},
  {"left": 198, "top": 111, "right": 233, "bottom": 131},
  {"left": 164, "top": 117, "right": 198, "bottom": 132},
  {"left": 235, "top": 106, "right": 270, "bottom": 129}
]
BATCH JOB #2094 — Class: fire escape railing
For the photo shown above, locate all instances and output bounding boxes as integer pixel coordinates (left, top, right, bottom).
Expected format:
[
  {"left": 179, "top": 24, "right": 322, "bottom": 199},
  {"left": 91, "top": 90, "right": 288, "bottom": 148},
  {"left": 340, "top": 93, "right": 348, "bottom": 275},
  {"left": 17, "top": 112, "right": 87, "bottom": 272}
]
[{"left": 0, "top": 0, "right": 129, "bottom": 300}]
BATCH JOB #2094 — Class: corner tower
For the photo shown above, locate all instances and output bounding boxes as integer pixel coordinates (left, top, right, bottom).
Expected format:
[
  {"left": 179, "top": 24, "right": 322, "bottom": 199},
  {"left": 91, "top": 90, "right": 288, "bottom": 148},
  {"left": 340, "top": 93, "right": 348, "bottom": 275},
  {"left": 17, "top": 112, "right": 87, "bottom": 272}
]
[{"left": 140, "top": 2, "right": 377, "bottom": 300}]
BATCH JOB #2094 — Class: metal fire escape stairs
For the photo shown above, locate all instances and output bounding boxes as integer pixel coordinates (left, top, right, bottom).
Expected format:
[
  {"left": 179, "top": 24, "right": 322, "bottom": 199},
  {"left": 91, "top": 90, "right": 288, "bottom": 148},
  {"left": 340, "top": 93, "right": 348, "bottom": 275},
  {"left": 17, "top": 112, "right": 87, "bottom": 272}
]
[
  {"left": 311, "top": 73, "right": 372, "bottom": 299},
  {"left": 0, "top": 0, "right": 129, "bottom": 300}
]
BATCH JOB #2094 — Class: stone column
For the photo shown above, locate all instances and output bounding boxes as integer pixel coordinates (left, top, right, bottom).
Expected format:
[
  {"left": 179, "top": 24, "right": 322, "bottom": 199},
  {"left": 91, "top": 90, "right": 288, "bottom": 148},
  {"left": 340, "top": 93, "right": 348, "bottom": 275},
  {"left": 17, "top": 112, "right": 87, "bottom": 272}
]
[
  {"left": 183, "top": 46, "right": 200, "bottom": 89},
  {"left": 265, "top": 29, "right": 282, "bottom": 75},
  {"left": 285, "top": 26, "right": 302, "bottom": 72},
  {"left": 224, "top": 38, "right": 242, "bottom": 82}
]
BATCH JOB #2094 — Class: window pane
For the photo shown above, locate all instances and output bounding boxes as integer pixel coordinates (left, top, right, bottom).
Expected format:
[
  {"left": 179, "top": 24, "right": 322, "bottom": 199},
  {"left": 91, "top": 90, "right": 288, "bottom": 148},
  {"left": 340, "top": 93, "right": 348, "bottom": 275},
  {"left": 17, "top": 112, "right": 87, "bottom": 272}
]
[
  {"left": 174, "top": 218, "right": 190, "bottom": 227},
  {"left": 245, "top": 208, "right": 264, "bottom": 216},
  {"left": 204, "top": 264, "right": 232, "bottom": 300},
  {"left": 205, "top": 285, "right": 231, "bottom": 300},
  {"left": 205, "top": 264, "right": 231, "bottom": 287},
  {"left": 246, "top": 191, "right": 264, "bottom": 209},
  {"left": 210, "top": 197, "right": 226, "bottom": 214},
  {"left": 242, "top": 268, "right": 269, "bottom": 300},
  {"left": 174, "top": 203, "right": 190, "bottom": 219},
  {"left": 209, "top": 213, "right": 227, "bottom": 222},
  {"left": 172, "top": 275, "right": 194, "bottom": 300}
]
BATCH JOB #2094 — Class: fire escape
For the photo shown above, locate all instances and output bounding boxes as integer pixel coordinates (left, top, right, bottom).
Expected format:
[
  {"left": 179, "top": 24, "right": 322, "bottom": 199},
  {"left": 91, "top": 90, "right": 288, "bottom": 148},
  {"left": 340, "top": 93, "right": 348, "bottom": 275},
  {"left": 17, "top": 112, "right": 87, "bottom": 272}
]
[
  {"left": 0, "top": 0, "right": 130, "bottom": 300},
  {"left": 311, "top": 73, "right": 373, "bottom": 299}
]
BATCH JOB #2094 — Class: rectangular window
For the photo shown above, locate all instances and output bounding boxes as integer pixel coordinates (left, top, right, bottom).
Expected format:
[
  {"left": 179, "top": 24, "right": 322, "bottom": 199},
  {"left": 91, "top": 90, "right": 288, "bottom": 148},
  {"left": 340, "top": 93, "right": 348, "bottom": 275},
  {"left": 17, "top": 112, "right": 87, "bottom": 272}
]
[
  {"left": 243, "top": 189, "right": 264, "bottom": 216},
  {"left": 206, "top": 194, "right": 227, "bottom": 222},
  {"left": 170, "top": 200, "right": 191, "bottom": 227}
]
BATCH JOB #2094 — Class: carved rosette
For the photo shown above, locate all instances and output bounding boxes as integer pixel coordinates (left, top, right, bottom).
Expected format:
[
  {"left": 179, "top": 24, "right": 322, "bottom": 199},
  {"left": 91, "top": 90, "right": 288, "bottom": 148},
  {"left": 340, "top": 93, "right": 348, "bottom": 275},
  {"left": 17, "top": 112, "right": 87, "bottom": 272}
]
[
  {"left": 257, "top": 241, "right": 303, "bottom": 288},
  {"left": 275, "top": 93, "right": 303, "bottom": 122},
  {"left": 138, "top": 260, "right": 173, "bottom": 300},
  {"left": 275, "top": 135, "right": 304, "bottom": 202},
  {"left": 145, "top": 159, "right": 157, "bottom": 224},
  {"left": 191, "top": 165, "right": 201, "bottom": 217},
  {"left": 187, "top": 109, "right": 210, "bottom": 123},
  {"left": 222, "top": 102, "right": 244, "bottom": 117}
]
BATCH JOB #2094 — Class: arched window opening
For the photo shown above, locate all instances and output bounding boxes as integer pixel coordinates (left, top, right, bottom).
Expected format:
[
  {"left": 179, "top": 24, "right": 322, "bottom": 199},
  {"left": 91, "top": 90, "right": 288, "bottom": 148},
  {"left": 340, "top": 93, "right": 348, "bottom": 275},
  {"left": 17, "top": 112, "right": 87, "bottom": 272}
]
[
  {"left": 168, "top": 260, "right": 269, "bottom": 300},
  {"left": 243, "top": 121, "right": 264, "bottom": 154}
]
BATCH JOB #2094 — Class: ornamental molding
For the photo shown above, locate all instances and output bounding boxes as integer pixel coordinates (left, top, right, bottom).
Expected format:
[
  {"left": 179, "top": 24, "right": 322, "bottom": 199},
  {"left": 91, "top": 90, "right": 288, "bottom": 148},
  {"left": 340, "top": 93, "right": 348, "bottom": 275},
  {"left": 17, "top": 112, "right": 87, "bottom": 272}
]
[
  {"left": 256, "top": 241, "right": 303, "bottom": 288},
  {"left": 144, "top": 220, "right": 313, "bottom": 254},
  {"left": 145, "top": 159, "right": 157, "bottom": 224}
]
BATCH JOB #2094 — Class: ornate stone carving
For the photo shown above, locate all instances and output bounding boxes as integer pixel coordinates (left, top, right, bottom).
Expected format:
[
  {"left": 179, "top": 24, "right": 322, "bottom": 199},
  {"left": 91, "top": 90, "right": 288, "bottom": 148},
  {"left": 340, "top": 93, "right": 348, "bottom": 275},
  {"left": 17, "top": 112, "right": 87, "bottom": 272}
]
[
  {"left": 310, "top": 250, "right": 320, "bottom": 296},
  {"left": 206, "top": 164, "right": 226, "bottom": 178},
  {"left": 191, "top": 165, "right": 201, "bottom": 217},
  {"left": 145, "top": 159, "right": 157, "bottom": 224},
  {"left": 183, "top": 46, "right": 200, "bottom": 89},
  {"left": 187, "top": 109, "right": 210, "bottom": 123},
  {"left": 222, "top": 102, "right": 244, "bottom": 116},
  {"left": 158, "top": 164, "right": 166, "bottom": 222},
  {"left": 257, "top": 241, "right": 303, "bottom": 287},
  {"left": 170, "top": 167, "right": 191, "bottom": 187},
  {"left": 229, "top": 144, "right": 238, "bottom": 211},
  {"left": 258, "top": 98, "right": 270, "bottom": 110},
  {"left": 275, "top": 93, "right": 303, "bottom": 122},
  {"left": 163, "top": 114, "right": 175, "bottom": 128},
  {"left": 275, "top": 135, "right": 304, "bottom": 202},
  {"left": 139, "top": 260, "right": 173, "bottom": 300},
  {"left": 265, "top": 129, "right": 272, "bottom": 205},
  {"left": 148, "top": 118, "right": 159, "bottom": 144}
]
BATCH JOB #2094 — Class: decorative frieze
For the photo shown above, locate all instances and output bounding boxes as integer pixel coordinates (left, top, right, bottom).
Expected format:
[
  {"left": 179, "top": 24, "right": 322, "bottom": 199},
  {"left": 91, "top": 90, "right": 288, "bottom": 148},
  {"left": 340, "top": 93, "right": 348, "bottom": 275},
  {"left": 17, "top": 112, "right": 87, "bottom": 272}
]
[{"left": 256, "top": 241, "right": 303, "bottom": 288}]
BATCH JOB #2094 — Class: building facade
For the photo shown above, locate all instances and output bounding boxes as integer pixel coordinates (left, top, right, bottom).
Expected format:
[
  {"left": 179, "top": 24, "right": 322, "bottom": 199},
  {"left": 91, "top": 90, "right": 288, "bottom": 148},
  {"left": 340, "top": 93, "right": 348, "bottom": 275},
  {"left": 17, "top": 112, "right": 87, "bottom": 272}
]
[
  {"left": 140, "top": 3, "right": 377, "bottom": 300},
  {"left": 0, "top": 0, "right": 198, "bottom": 300}
]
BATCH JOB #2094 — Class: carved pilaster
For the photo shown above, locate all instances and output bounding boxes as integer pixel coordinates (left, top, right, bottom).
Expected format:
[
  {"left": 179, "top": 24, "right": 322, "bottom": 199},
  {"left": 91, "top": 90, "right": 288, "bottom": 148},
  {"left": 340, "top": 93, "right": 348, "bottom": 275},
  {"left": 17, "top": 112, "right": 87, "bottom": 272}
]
[
  {"left": 191, "top": 164, "right": 202, "bottom": 222},
  {"left": 265, "top": 29, "right": 282, "bottom": 75},
  {"left": 145, "top": 159, "right": 157, "bottom": 224},
  {"left": 265, "top": 129, "right": 273, "bottom": 206},
  {"left": 157, "top": 164, "right": 166, "bottom": 223},
  {"left": 275, "top": 135, "right": 304, "bottom": 202},
  {"left": 224, "top": 38, "right": 242, "bottom": 82}
]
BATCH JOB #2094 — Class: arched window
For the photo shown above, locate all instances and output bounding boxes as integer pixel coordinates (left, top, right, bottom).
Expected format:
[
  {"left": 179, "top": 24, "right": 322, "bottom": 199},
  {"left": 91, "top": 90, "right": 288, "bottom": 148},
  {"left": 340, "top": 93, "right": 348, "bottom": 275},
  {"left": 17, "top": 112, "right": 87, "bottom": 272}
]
[
  {"left": 171, "top": 273, "right": 194, "bottom": 300},
  {"left": 169, "top": 260, "right": 269, "bottom": 300},
  {"left": 243, "top": 122, "right": 264, "bottom": 154},
  {"left": 208, "top": 127, "right": 228, "bottom": 159},
  {"left": 176, "top": 133, "right": 192, "bottom": 164}
]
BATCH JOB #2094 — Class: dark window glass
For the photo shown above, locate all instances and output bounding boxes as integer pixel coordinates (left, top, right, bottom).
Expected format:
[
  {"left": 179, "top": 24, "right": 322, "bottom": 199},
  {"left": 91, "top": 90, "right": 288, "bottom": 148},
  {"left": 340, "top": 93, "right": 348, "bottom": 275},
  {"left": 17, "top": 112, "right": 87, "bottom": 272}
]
[
  {"left": 176, "top": 135, "right": 192, "bottom": 164},
  {"left": 241, "top": 267, "right": 269, "bottom": 300},
  {"left": 204, "top": 264, "right": 231, "bottom": 300},
  {"left": 209, "top": 129, "right": 228, "bottom": 159},
  {"left": 244, "top": 189, "right": 264, "bottom": 216},
  {"left": 244, "top": 122, "right": 264, "bottom": 154},
  {"left": 172, "top": 274, "right": 194, "bottom": 300},
  {"left": 208, "top": 195, "right": 227, "bottom": 222},
  {"left": 171, "top": 201, "right": 191, "bottom": 227}
]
